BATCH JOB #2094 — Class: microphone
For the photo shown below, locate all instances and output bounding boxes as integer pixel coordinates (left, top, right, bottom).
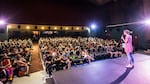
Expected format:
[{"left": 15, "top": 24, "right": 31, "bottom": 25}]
[
  {"left": 121, "top": 34, "right": 124, "bottom": 39},
  {"left": 117, "top": 34, "right": 125, "bottom": 47}
]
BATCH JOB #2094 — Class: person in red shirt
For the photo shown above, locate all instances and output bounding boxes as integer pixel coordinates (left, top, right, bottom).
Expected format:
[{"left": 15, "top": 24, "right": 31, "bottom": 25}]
[{"left": 1, "top": 54, "right": 13, "bottom": 81}]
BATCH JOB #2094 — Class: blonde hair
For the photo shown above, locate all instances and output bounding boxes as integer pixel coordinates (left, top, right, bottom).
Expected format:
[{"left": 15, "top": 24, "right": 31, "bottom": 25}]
[{"left": 124, "top": 29, "right": 130, "bottom": 34}]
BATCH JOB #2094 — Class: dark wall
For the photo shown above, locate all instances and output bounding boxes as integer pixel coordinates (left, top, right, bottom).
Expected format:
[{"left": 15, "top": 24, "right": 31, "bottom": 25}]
[
  {"left": 0, "top": 0, "right": 109, "bottom": 37},
  {"left": 104, "top": 0, "right": 150, "bottom": 49},
  {"left": 0, "top": 24, "right": 8, "bottom": 41},
  {"left": 0, "top": 0, "right": 106, "bottom": 25}
]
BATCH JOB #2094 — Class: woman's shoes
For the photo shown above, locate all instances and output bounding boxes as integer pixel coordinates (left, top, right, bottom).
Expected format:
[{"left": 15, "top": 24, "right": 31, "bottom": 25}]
[{"left": 126, "top": 64, "right": 134, "bottom": 68}]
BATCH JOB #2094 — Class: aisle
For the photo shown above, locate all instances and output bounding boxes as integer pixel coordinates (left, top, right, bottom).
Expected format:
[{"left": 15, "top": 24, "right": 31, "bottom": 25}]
[{"left": 29, "top": 43, "right": 43, "bottom": 73}]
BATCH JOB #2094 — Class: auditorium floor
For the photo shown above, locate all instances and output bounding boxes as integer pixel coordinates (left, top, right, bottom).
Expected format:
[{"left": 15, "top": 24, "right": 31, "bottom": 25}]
[
  {"left": 50, "top": 53, "right": 150, "bottom": 84},
  {"left": 29, "top": 43, "right": 43, "bottom": 73}
]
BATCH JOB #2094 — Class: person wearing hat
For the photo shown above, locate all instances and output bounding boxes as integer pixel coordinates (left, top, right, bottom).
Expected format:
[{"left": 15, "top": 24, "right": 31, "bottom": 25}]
[{"left": 121, "top": 29, "right": 134, "bottom": 68}]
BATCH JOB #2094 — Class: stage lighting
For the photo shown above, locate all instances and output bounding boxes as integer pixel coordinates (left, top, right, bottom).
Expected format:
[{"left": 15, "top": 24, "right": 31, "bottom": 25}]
[
  {"left": 76, "top": 27, "right": 79, "bottom": 30},
  {"left": 7, "top": 25, "right": 12, "bottom": 29},
  {"left": 65, "top": 27, "right": 69, "bottom": 30},
  {"left": 26, "top": 26, "right": 30, "bottom": 29},
  {"left": 144, "top": 19, "right": 150, "bottom": 25},
  {"left": 41, "top": 26, "right": 45, "bottom": 30},
  {"left": 91, "top": 24, "right": 96, "bottom": 29},
  {"left": 0, "top": 20, "right": 5, "bottom": 25},
  {"left": 54, "top": 27, "right": 57, "bottom": 30}
]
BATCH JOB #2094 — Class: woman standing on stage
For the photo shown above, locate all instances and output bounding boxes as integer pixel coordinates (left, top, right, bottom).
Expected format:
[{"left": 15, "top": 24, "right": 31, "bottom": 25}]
[{"left": 121, "top": 29, "right": 134, "bottom": 68}]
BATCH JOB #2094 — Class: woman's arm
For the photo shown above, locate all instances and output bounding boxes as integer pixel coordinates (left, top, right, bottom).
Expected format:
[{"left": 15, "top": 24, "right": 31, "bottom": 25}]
[{"left": 121, "top": 36, "right": 128, "bottom": 43}]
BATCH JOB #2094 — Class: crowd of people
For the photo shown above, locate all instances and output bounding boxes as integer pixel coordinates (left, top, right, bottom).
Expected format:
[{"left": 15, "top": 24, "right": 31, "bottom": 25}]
[
  {"left": 144, "top": 49, "right": 150, "bottom": 54},
  {"left": 0, "top": 39, "right": 32, "bottom": 84},
  {"left": 0, "top": 36, "right": 124, "bottom": 83},
  {"left": 39, "top": 37, "right": 123, "bottom": 77}
]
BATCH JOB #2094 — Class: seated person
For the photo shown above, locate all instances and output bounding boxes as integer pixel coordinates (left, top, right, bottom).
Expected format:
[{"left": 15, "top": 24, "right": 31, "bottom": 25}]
[
  {"left": 13, "top": 54, "right": 29, "bottom": 76},
  {"left": 82, "top": 49, "right": 94, "bottom": 63},
  {"left": 66, "top": 57, "right": 72, "bottom": 69},
  {"left": 106, "top": 45, "right": 122, "bottom": 58},
  {"left": 1, "top": 54, "right": 13, "bottom": 81},
  {"left": 45, "top": 55, "right": 53, "bottom": 77},
  {"left": 53, "top": 56, "right": 62, "bottom": 71},
  {"left": 0, "top": 66, "right": 8, "bottom": 84},
  {"left": 61, "top": 56, "right": 71, "bottom": 70},
  {"left": 144, "top": 49, "right": 150, "bottom": 54}
]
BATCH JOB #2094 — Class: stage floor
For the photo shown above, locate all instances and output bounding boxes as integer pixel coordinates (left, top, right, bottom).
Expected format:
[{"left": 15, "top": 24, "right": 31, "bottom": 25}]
[{"left": 48, "top": 53, "right": 150, "bottom": 84}]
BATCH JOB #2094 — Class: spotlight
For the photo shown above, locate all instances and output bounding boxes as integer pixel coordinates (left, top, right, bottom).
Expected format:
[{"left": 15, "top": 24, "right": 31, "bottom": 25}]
[
  {"left": 65, "top": 27, "right": 69, "bottom": 30},
  {"left": 144, "top": 19, "right": 150, "bottom": 25},
  {"left": 76, "top": 27, "right": 79, "bottom": 30},
  {"left": 26, "top": 26, "right": 30, "bottom": 29},
  {"left": 41, "top": 26, "right": 45, "bottom": 30},
  {"left": 91, "top": 24, "right": 96, "bottom": 29},
  {"left": 0, "top": 20, "right": 5, "bottom": 25},
  {"left": 54, "top": 27, "right": 57, "bottom": 30}
]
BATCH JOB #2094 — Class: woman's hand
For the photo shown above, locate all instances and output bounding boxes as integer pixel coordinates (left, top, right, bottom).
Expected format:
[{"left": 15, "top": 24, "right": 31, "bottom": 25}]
[{"left": 121, "top": 36, "right": 124, "bottom": 40}]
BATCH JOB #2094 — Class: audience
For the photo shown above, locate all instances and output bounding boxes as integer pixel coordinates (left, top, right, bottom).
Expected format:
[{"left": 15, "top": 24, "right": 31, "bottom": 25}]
[
  {"left": 106, "top": 44, "right": 123, "bottom": 58},
  {"left": 0, "top": 66, "right": 8, "bottom": 84},
  {"left": 1, "top": 54, "right": 13, "bottom": 81},
  {"left": 144, "top": 49, "right": 150, "bottom": 54},
  {"left": 0, "top": 39, "right": 33, "bottom": 83},
  {"left": 39, "top": 37, "right": 123, "bottom": 76},
  {"left": 0, "top": 37, "right": 123, "bottom": 81},
  {"left": 13, "top": 54, "right": 30, "bottom": 76}
]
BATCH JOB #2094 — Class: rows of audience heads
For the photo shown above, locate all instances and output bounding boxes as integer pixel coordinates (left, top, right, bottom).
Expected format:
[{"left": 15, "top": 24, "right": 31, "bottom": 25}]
[
  {"left": 0, "top": 37, "right": 123, "bottom": 83},
  {"left": 39, "top": 37, "right": 122, "bottom": 73},
  {"left": 0, "top": 39, "right": 33, "bottom": 84}
]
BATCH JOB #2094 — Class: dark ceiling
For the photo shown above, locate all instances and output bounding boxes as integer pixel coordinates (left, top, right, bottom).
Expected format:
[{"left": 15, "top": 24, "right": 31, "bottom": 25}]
[
  {"left": 0, "top": 0, "right": 118, "bottom": 25},
  {"left": 88, "top": 0, "right": 113, "bottom": 5}
]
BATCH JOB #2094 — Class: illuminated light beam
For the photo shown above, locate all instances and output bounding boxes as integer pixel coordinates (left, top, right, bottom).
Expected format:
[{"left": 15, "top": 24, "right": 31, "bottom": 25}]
[{"left": 106, "top": 21, "right": 142, "bottom": 28}]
